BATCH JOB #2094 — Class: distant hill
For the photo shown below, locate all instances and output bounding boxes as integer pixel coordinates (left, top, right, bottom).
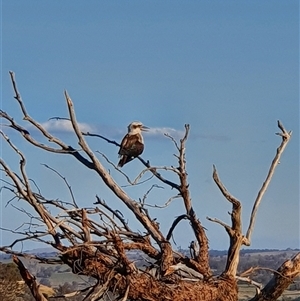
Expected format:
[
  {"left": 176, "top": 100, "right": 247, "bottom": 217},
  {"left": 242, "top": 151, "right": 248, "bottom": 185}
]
[
  {"left": 209, "top": 248, "right": 300, "bottom": 257},
  {"left": 1, "top": 247, "right": 299, "bottom": 261},
  {"left": 0, "top": 247, "right": 58, "bottom": 260},
  {"left": 24, "top": 247, "right": 56, "bottom": 254}
]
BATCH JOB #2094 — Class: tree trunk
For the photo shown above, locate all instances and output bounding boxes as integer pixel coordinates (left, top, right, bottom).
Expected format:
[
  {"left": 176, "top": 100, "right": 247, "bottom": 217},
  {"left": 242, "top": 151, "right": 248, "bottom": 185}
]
[{"left": 250, "top": 252, "right": 300, "bottom": 301}]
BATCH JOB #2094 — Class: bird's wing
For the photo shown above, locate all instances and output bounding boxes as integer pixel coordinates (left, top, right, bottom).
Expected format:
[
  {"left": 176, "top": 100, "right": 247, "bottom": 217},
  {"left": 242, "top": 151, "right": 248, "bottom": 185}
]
[
  {"left": 119, "top": 135, "right": 144, "bottom": 157},
  {"left": 118, "top": 134, "right": 129, "bottom": 156},
  {"left": 130, "top": 141, "right": 144, "bottom": 157}
]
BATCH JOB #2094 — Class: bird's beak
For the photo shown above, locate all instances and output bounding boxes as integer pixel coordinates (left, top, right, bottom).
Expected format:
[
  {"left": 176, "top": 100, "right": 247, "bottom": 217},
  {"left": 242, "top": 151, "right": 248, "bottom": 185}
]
[{"left": 141, "top": 125, "right": 149, "bottom": 131}]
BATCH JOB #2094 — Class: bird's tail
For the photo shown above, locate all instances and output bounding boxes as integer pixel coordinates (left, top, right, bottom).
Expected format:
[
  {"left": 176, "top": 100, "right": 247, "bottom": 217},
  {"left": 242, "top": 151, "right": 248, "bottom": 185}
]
[
  {"left": 118, "top": 155, "right": 133, "bottom": 167},
  {"left": 118, "top": 156, "right": 126, "bottom": 167}
]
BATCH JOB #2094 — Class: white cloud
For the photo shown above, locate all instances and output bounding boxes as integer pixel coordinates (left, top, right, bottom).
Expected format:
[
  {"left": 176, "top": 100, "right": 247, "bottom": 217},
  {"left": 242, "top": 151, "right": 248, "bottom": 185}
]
[
  {"left": 146, "top": 127, "right": 185, "bottom": 140},
  {"left": 40, "top": 119, "right": 95, "bottom": 133},
  {"left": 29, "top": 121, "right": 229, "bottom": 143},
  {"left": 88, "top": 125, "right": 186, "bottom": 140},
  {"left": 145, "top": 127, "right": 230, "bottom": 142}
]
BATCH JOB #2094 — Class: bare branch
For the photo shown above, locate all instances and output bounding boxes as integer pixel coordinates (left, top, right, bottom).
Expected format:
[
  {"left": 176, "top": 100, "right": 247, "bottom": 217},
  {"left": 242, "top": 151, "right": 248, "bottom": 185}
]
[
  {"left": 85, "top": 130, "right": 181, "bottom": 190},
  {"left": 210, "top": 165, "right": 245, "bottom": 276},
  {"left": 166, "top": 214, "right": 189, "bottom": 241},
  {"left": 82, "top": 273, "right": 115, "bottom": 301},
  {"left": 236, "top": 276, "right": 263, "bottom": 290},
  {"left": 132, "top": 166, "right": 180, "bottom": 186},
  {"left": 98, "top": 151, "right": 155, "bottom": 186},
  {"left": 250, "top": 252, "right": 300, "bottom": 301},
  {"left": 2, "top": 73, "right": 95, "bottom": 169},
  {"left": 239, "top": 266, "right": 291, "bottom": 279},
  {"left": 211, "top": 165, "right": 243, "bottom": 233},
  {"left": 41, "top": 163, "right": 79, "bottom": 208},
  {"left": 94, "top": 196, "right": 131, "bottom": 232},
  {"left": 144, "top": 194, "right": 181, "bottom": 208},
  {"left": 212, "top": 165, "right": 241, "bottom": 208},
  {"left": 83, "top": 131, "right": 120, "bottom": 147},
  {"left": 13, "top": 255, "right": 50, "bottom": 301},
  {"left": 138, "top": 157, "right": 181, "bottom": 190},
  {"left": 174, "top": 124, "right": 211, "bottom": 278},
  {"left": 245, "top": 121, "right": 292, "bottom": 245},
  {"left": 206, "top": 216, "right": 233, "bottom": 236},
  {"left": 164, "top": 132, "right": 181, "bottom": 151},
  {"left": 140, "top": 184, "right": 165, "bottom": 205}
]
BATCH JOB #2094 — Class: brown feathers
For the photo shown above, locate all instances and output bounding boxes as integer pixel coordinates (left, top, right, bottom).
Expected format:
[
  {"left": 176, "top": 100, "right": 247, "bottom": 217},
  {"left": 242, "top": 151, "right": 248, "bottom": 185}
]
[{"left": 118, "top": 121, "right": 148, "bottom": 167}]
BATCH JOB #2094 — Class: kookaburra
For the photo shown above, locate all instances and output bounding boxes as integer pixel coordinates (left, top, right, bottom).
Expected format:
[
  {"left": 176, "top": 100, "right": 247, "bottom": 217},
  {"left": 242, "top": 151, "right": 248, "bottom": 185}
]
[{"left": 118, "top": 121, "right": 149, "bottom": 167}]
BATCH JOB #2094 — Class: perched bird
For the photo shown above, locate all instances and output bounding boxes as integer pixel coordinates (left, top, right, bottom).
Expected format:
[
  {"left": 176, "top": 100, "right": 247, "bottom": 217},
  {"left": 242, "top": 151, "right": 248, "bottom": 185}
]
[{"left": 118, "top": 121, "right": 149, "bottom": 167}]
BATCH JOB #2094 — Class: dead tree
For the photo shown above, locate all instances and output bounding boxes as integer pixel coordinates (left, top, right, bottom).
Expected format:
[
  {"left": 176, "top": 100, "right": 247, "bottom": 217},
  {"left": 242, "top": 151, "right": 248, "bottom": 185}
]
[{"left": 0, "top": 72, "right": 299, "bottom": 301}]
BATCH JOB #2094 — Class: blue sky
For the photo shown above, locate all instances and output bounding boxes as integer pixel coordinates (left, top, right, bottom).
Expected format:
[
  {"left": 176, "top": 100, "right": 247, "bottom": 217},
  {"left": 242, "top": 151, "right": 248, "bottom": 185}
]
[{"left": 1, "top": 1, "right": 299, "bottom": 251}]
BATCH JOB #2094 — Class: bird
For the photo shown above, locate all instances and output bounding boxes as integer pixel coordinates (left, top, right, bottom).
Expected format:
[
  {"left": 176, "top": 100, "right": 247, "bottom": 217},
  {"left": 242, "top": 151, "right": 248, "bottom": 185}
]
[{"left": 118, "top": 121, "right": 149, "bottom": 167}]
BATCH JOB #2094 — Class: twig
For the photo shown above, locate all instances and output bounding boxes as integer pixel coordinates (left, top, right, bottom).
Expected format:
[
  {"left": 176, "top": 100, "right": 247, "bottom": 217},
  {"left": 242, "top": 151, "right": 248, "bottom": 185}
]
[
  {"left": 98, "top": 151, "right": 154, "bottom": 186},
  {"left": 83, "top": 131, "right": 120, "bottom": 147},
  {"left": 84, "top": 130, "right": 181, "bottom": 190},
  {"left": 166, "top": 214, "right": 189, "bottom": 241},
  {"left": 164, "top": 132, "right": 180, "bottom": 151},
  {"left": 236, "top": 276, "right": 263, "bottom": 290},
  {"left": 132, "top": 166, "right": 180, "bottom": 185},
  {"left": 240, "top": 266, "right": 291, "bottom": 279},
  {"left": 140, "top": 184, "right": 165, "bottom": 204},
  {"left": 41, "top": 163, "right": 79, "bottom": 208},
  {"left": 144, "top": 194, "right": 181, "bottom": 208},
  {"left": 206, "top": 216, "right": 233, "bottom": 235},
  {"left": 94, "top": 196, "right": 131, "bottom": 232}
]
